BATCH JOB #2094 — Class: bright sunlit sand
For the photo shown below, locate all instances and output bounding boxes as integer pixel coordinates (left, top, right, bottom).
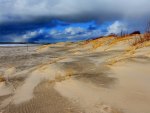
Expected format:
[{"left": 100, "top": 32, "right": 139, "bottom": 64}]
[
  {"left": 0, "top": 34, "right": 150, "bottom": 113},
  {"left": 1, "top": 0, "right": 150, "bottom": 112}
]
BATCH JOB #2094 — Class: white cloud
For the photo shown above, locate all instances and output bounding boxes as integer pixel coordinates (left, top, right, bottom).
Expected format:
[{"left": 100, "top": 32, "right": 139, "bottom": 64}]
[
  {"left": 10, "top": 26, "right": 103, "bottom": 42},
  {"left": 50, "top": 29, "right": 59, "bottom": 35},
  {"left": 13, "top": 30, "right": 43, "bottom": 42},
  {"left": 49, "top": 27, "right": 102, "bottom": 40},
  {"left": 106, "top": 21, "right": 127, "bottom": 35},
  {"left": 64, "top": 27, "right": 85, "bottom": 35},
  {"left": 22, "top": 31, "right": 39, "bottom": 39}
]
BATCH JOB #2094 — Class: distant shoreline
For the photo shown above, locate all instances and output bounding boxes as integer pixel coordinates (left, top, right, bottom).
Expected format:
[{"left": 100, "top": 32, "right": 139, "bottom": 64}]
[
  {"left": 0, "top": 44, "right": 42, "bottom": 47},
  {"left": 0, "top": 42, "right": 51, "bottom": 47},
  {"left": 0, "top": 42, "right": 51, "bottom": 44}
]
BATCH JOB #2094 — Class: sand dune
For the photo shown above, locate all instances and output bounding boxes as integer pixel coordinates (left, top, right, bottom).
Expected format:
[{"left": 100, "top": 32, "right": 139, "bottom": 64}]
[{"left": 0, "top": 35, "right": 150, "bottom": 113}]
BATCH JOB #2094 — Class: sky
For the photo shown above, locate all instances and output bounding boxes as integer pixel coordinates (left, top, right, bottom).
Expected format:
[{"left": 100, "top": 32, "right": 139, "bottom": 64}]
[{"left": 0, "top": 0, "right": 150, "bottom": 43}]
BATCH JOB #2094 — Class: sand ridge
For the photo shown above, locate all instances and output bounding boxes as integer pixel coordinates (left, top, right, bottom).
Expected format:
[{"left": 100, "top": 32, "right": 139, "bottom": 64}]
[{"left": 0, "top": 35, "right": 150, "bottom": 113}]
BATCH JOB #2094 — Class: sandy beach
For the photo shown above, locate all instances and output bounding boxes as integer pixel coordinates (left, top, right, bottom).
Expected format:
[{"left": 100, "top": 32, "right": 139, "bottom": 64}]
[{"left": 0, "top": 35, "right": 150, "bottom": 113}]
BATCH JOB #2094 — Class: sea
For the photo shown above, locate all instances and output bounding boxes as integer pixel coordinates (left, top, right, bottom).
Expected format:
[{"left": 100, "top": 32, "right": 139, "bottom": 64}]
[{"left": 0, "top": 44, "right": 40, "bottom": 47}]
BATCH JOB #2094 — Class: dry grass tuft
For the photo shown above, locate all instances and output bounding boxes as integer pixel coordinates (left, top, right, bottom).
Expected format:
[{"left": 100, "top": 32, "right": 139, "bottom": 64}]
[
  {"left": 131, "top": 33, "right": 150, "bottom": 46},
  {"left": 131, "top": 21, "right": 150, "bottom": 46},
  {"left": 92, "top": 40, "right": 102, "bottom": 49}
]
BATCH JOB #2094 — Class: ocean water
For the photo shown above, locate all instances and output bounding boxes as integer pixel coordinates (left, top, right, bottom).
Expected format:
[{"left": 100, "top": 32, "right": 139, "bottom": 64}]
[{"left": 0, "top": 44, "right": 39, "bottom": 47}]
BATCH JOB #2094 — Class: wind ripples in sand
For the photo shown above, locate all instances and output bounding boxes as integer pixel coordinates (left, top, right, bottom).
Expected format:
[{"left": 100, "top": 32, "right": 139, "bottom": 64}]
[{"left": 12, "top": 64, "right": 71, "bottom": 104}]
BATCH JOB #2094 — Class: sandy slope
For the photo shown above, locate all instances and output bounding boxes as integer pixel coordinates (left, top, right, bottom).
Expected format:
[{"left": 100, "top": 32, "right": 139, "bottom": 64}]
[{"left": 0, "top": 35, "right": 150, "bottom": 113}]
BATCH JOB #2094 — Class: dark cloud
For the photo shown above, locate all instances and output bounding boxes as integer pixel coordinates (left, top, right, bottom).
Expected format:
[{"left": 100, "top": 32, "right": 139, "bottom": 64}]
[
  {"left": 0, "top": 0, "right": 150, "bottom": 24},
  {"left": 0, "top": 0, "right": 150, "bottom": 42},
  {"left": 0, "top": 19, "right": 70, "bottom": 36}
]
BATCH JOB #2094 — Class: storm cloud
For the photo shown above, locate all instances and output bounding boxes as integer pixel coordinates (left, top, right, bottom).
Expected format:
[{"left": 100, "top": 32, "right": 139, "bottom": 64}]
[
  {"left": 0, "top": 0, "right": 150, "bottom": 42},
  {"left": 0, "top": 0, "right": 150, "bottom": 23}
]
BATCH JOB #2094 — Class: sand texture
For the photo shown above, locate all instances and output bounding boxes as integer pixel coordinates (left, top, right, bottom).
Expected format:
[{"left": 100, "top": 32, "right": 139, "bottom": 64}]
[{"left": 0, "top": 35, "right": 150, "bottom": 113}]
